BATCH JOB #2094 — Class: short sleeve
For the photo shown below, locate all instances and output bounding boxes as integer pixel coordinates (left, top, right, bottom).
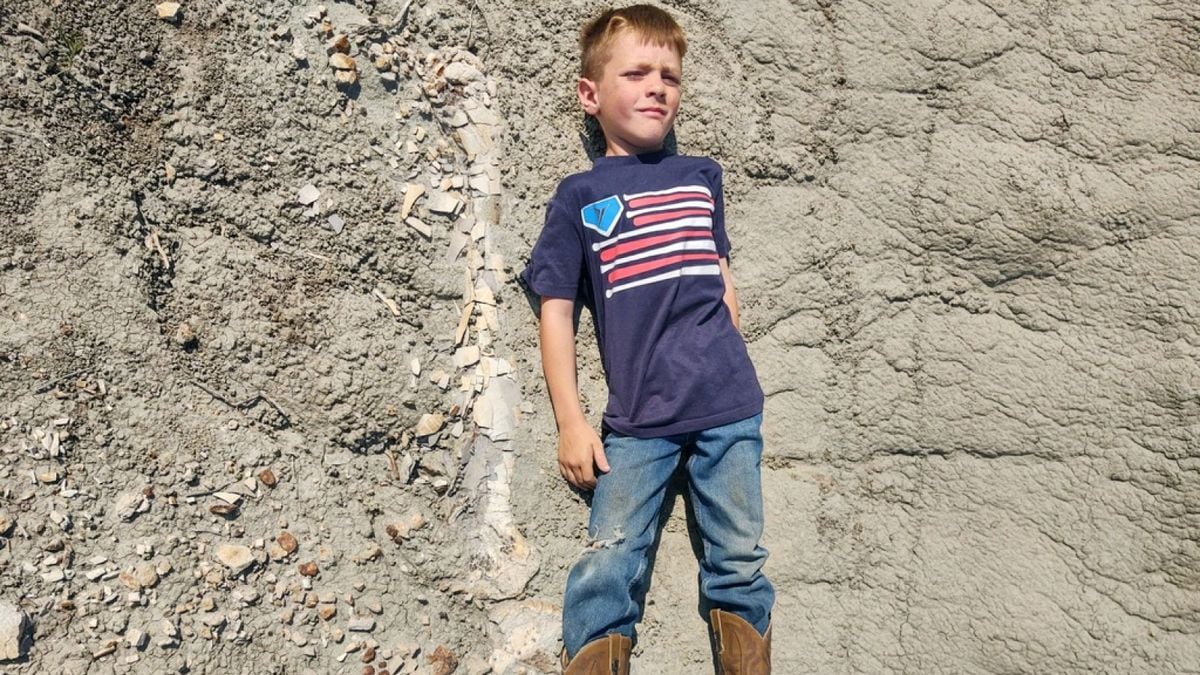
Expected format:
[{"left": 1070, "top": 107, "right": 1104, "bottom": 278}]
[
  {"left": 520, "top": 190, "right": 584, "bottom": 300},
  {"left": 709, "top": 163, "right": 732, "bottom": 258}
]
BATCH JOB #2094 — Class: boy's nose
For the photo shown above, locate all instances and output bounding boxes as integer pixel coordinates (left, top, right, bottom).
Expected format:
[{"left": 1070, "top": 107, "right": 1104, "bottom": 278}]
[{"left": 647, "top": 75, "right": 666, "bottom": 98}]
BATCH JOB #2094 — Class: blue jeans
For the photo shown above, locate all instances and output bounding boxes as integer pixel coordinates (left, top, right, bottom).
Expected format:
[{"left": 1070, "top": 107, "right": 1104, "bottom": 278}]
[{"left": 561, "top": 413, "right": 775, "bottom": 659}]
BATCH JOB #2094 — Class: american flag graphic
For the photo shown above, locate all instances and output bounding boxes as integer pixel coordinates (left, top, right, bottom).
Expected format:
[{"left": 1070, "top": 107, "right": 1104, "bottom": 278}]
[{"left": 591, "top": 185, "right": 721, "bottom": 298}]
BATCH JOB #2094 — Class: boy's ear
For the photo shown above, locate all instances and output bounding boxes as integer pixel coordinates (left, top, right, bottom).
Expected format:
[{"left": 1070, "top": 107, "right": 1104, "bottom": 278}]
[{"left": 577, "top": 77, "right": 600, "bottom": 116}]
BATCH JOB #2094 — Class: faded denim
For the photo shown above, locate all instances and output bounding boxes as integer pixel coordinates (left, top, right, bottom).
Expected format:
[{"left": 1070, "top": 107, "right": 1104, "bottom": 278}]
[{"left": 561, "top": 413, "right": 774, "bottom": 659}]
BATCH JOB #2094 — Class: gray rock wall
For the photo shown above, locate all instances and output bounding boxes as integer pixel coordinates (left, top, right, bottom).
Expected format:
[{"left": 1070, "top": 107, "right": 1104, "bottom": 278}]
[{"left": 493, "top": 1, "right": 1200, "bottom": 672}]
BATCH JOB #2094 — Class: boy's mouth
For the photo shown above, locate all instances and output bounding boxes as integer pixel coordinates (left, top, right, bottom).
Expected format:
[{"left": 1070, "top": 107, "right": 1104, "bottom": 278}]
[{"left": 638, "top": 107, "right": 668, "bottom": 118}]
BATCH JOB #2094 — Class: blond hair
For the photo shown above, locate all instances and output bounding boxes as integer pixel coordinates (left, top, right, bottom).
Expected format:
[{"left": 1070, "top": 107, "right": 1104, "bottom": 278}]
[{"left": 579, "top": 5, "right": 687, "bottom": 80}]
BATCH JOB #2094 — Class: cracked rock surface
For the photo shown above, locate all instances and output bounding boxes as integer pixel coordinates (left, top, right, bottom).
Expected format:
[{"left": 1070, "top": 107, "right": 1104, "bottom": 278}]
[
  {"left": 491, "top": 0, "right": 1200, "bottom": 673},
  {"left": 2, "top": 0, "right": 1198, "bottom": 673}
]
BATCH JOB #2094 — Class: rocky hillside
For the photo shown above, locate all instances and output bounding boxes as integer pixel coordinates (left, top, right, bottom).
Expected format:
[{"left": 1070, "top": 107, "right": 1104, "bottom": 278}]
[{"left": 2, "top": 0, "right": 1198, "bottom": 673}]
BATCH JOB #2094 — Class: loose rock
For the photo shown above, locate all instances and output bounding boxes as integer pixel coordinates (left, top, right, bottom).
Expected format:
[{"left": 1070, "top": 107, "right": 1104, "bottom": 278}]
[
  {"left": 214, "top": 543, "right": 255, "bottom": 574},
  {"left": 406, "top": 216, "right": 432, "bottom": 239},
  {"left": 326, "top": 34, "right": 350, "bottom": 55},
  {"left": 297, "top": 184, "right": 321, "bottom": 206},
  {"left": 401, "top": 183, "right": 426, "bottom": 219},
  {"left": 443, "top": 61, "right": 482, "bottom": 85},
  {"left": 0, "top": 602, "right": 31, "bottom": 661},
  {"left": 118, "top": 563, "right": 159, "bottom": 590},
  {"left": 427, "top": 645, "right": 458, "bottom": 675},
  {"left": 126, "top": 628, "right": 148, "bottom": 650},
  {"left": 155, "top": 2, "right": 181, "bottom": 23},
  {"left": 277, "top": 531, "right": 299, "bottom": 555},
  {"left": 327, "top": 214, "right": 346, "bottom": 234},
  {"left": 426, "top": 190, "right": 463, "bottom": 216},
  {"left": 415, "top": 413, "right": 444, "bottom": 437}
]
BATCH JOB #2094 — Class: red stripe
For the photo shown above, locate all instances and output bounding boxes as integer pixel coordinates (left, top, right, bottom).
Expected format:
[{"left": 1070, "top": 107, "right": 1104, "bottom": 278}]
[
  {"left": 627, "top": 193, "right": 713, "bottom": 209},
  {"left": 632, "top": 209, "right": 713, "bottom": 227},
  {"left": 606, "top": 253, "right": 719, "bottom": 284},
  {"left": 599, "top": 229, "right": 712, "bottom": 263}
]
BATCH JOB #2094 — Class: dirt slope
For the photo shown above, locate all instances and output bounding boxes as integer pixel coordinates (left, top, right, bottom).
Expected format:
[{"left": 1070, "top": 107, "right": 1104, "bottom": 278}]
[{"left": 2, "top": 1, "right": 1198, "bottom": 674}]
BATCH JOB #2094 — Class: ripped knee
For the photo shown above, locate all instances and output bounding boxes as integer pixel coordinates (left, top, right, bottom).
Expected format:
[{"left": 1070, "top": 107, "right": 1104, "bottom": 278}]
[{"left": 577, "top": 528, "right": 626, "bottom": 559}]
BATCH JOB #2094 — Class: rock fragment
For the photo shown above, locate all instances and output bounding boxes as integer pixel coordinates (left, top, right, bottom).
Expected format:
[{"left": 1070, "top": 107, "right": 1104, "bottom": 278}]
[
  {"left": 277, "top": 531, "right": 298, "bottom": 555},
  {"left": 415, "top": 413, "right": 444, "bottom": 437},
  {"left": 126, "top": 628, "right": 148, "bottom": 650},
  {"left": 155, "top": 2, "right": 181, "bottom": 23},
  {"left": 401, "top": 183, "right": 426, "bottom": 219},
  {"left": 214, "top": 543, "right": 255, "bottom": 574},
  {"left": 352, "top": 543, "right": 383, "bottom": 563},
  {"left": 0, "top": 602, "right": 31, "bottom": 662},
  {"left": 157, "top": 618, "right": 179, "bottom": 647},
  {"left": 330, "top": 53, "right": 359, "bottom": 85},
  {"left": 326, "top": 214, "right": 346, "bottom": 234},
  {"left": 213, "top": 491, "right": 242, "bottom": 505},
  {"left": 406, "top": 216, "right": 432, "bottom": 239},
  {"left": 199, "top": 613, "right": 226, "bottom": 629},
  {"left": 464, "top": 103, "right": 499, "bottom": 126},
  {"left": 172, "top": 317, "right": 201, "bottom": 348},
  {"left": 92, "top": 639, "right": 119, "bottom": 659},
  {"left": 118, "top": 563, "right": 159, "bottom": 590},
  {"left": 347, "top": 616, "right": 375, "bottom": 632},
  {"left": 453, "top": 345, "right": 480, "bottom": 368},
  {"left": 426, "top": 190, "right": 463, "bottom": 217},
  {"left": 232, "top": 585, "right": 260, "bottom": 605},
  {"left": 427, "top": 645, "right": 458, "bottom": 675},
  {"left": 297, "top": 184, "right": 321, "bottom": 206},
  {"left": 326, "top": 34, "right": 350, "bottom": 55},
  {"left": 443, "top": 61, "right": 482, "bottom": 84},
  {"left": 385, "top": 512, "right": 426, "bottom": 542},
  {"left": 0, "top": 512, "right": 13, "bottom": 537}
]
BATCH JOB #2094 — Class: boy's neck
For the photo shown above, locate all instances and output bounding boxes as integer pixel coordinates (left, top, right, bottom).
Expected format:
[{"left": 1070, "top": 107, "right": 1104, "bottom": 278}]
[{"left": 606, "top": 145, "right": 662, "bottom": 158}]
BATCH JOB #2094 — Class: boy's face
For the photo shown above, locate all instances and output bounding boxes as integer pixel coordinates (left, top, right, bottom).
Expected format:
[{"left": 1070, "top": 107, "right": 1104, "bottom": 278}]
[{"left": 579, "top": 31, "right": 682, "bottom": 157}]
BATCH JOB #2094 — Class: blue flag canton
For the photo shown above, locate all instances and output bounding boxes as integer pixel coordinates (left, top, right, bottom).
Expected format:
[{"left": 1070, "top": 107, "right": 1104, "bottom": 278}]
[{"left": 580, "top": 195, "right": 624, "bottom": 237}]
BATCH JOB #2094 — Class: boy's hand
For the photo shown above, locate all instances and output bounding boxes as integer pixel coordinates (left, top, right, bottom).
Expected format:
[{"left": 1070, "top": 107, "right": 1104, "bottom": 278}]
[{"left": 557, "top": 421, "right": 609, "bottom": 490}]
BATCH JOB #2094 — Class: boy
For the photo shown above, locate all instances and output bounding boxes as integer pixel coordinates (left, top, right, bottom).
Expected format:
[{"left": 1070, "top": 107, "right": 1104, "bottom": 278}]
[{"left": 520, "top": 5, "right": 774, "bottom": 674}]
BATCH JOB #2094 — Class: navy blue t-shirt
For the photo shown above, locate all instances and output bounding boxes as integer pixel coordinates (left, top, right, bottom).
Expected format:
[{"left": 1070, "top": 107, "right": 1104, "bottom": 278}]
[{"left": 521, "top": 149, "right": 764, "bottom": 438}]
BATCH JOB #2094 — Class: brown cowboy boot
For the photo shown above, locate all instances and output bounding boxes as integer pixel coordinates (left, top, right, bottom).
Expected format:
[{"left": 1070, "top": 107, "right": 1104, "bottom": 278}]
[
  {"left": 561, "top": 633, "right": 632, "bottom": 675},
  {"left": 710, "top": 609, "right": 771, "bottom": 675}
]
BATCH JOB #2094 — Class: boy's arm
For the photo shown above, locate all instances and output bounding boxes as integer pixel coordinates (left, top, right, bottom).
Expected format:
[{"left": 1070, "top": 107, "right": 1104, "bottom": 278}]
[
  {"left": 538, "top": 297, "right": 609, "bottom": 489},
  {"left": 719, "top": 258, "right": 741, "bottom": 331}
]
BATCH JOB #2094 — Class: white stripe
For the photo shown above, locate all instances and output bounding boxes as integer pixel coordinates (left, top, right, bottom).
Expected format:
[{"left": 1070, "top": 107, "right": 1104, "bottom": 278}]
[
  {"left": 600, "top": 240, "right": 717, "bottom": 273},
  {"left": 605, "top": 264, "right": 722, "bottom": 298},
  {"left": 625, "top": 200, "right": 715, "bottom": 217},
  {"left": 622, "top": 184, "right": 712, "bottom": 200},
  {"left": 592, "top": 217, "right": 713, "bottom": 251}
]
